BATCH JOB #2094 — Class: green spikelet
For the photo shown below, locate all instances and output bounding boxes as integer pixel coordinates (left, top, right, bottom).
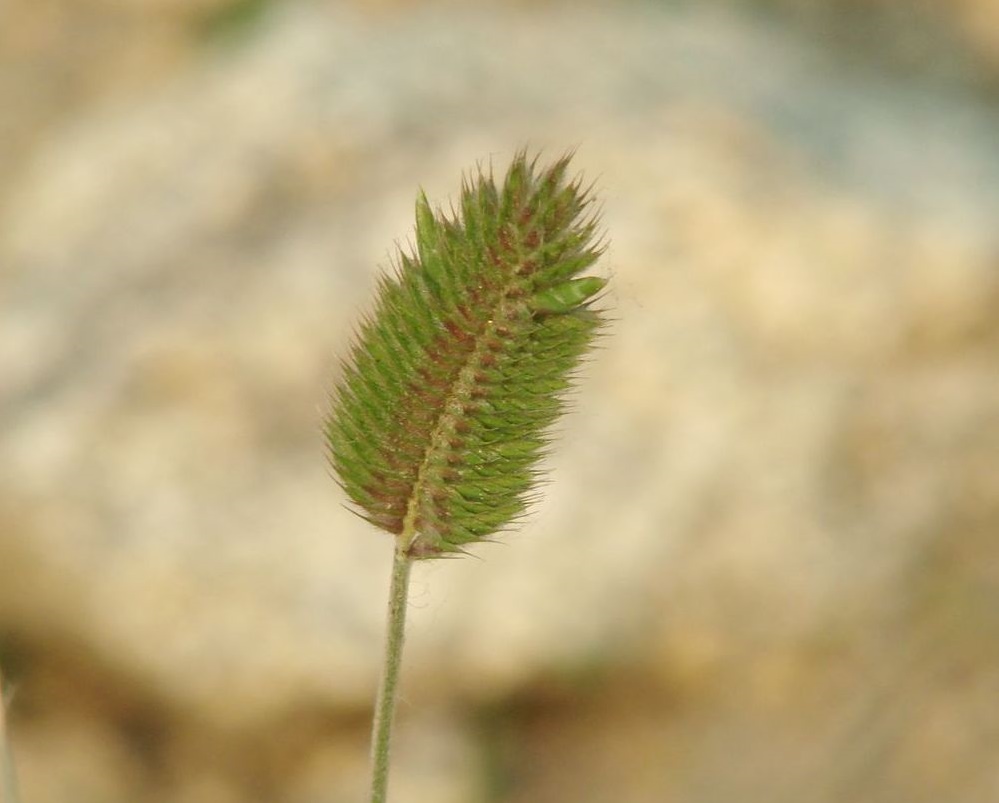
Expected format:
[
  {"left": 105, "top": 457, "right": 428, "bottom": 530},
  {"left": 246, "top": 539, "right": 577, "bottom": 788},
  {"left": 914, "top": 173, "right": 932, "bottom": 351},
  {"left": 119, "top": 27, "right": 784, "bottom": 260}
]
[{"left": 326, "top": 151, "right": 607, "bottom": 559}]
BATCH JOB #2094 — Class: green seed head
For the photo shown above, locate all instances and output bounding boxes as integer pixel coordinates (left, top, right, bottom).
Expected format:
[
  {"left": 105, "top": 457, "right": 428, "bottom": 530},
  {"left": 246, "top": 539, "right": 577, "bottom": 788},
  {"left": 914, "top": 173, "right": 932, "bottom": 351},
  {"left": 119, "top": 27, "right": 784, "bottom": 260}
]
[{"left": 326, "top": 150, "right": 607, "bottom": 559}]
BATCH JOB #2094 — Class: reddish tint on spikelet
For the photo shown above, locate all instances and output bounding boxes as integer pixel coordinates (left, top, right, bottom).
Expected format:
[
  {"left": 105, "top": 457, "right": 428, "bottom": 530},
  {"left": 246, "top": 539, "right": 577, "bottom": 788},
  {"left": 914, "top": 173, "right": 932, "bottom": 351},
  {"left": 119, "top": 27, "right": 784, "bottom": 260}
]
[{"left": 326, "top": 151, "right": 606, "bottom": 558}]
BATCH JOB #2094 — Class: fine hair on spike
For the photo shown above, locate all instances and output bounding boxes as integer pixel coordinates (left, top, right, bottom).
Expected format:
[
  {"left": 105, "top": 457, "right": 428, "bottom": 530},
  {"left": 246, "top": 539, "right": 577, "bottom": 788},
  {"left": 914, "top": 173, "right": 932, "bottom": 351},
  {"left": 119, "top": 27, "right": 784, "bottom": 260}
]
[{"left": 325, "top": 150, "right": 608, "bottom": 559}]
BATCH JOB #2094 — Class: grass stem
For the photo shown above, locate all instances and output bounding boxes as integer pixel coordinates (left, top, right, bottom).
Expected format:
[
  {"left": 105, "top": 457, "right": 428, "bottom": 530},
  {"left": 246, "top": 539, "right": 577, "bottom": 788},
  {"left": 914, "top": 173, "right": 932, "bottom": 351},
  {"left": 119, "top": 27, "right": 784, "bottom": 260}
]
[
  {"left": 368, "top": 542, "right": 413, "bottom": 803},
  {"left": 0, "top": 671, "right": 19, "bottom": 803}
]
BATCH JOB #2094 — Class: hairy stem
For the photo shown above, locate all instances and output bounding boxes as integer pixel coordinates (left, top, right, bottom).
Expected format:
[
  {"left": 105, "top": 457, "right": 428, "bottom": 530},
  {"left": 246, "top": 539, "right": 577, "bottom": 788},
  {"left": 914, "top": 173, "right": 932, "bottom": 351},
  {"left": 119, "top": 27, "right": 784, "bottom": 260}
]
[{"left": 368, "top": 540, "right": 413, "bottom": 803}]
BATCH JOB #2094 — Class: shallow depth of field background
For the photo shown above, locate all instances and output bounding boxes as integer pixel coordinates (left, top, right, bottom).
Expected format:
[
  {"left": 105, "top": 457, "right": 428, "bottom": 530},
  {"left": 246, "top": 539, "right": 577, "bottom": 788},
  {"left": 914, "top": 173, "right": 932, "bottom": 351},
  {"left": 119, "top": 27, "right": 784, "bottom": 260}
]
[{"left": 1, "top": 1, "right": 998, "bottom": 801}]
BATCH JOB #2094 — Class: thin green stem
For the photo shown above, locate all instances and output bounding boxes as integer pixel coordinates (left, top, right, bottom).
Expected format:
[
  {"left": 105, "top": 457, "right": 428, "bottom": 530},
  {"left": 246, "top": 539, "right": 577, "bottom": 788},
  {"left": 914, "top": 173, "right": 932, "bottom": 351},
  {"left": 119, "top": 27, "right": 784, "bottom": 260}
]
[
  {"left": 368, "top": 541, "right": 413, "bottom": 803},
  {"left": 0, "top": 672, "right": 19, "bottom": 803}
]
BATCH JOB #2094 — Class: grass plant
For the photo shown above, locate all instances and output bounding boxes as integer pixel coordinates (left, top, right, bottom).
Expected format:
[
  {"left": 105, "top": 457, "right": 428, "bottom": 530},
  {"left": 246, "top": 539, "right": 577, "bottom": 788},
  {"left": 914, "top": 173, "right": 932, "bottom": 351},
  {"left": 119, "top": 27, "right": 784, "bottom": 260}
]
[{"left": 325, "top": 150, "right": 608, "bottom": 802}]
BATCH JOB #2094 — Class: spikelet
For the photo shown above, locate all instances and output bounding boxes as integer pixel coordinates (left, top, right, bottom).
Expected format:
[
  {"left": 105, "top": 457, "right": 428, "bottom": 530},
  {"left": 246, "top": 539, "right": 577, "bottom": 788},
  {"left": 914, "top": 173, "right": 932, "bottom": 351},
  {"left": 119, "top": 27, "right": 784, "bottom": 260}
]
[{"left": 326, "top": 151, "right": 607, "bottom": 558}]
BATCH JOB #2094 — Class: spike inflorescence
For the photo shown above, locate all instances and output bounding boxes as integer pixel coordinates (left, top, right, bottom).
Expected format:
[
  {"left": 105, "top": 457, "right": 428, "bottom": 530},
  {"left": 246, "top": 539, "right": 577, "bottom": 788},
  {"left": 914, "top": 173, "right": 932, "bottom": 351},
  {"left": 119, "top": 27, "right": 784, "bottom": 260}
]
[{"left": 326, "top": 151, "right": 607, "bottom": 558}]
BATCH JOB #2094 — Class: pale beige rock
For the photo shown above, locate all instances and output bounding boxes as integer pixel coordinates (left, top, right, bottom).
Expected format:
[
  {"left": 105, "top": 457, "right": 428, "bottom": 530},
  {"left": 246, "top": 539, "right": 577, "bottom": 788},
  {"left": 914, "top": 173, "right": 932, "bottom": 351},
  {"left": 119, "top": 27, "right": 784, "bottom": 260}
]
[
  {"left": 0, "top": 2, "right": 997, "bottom": 802},
  {"left": 286, "top": 713, "right": 483, "bottom": 803},
  {"left": 11, "top": 715, "right": 145, "bottom": 803}
]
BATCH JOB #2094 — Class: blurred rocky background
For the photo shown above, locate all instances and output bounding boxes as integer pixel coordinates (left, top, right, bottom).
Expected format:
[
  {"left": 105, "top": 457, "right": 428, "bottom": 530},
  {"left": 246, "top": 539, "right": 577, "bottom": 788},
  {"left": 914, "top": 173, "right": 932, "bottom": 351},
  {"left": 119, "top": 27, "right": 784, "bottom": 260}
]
[{"left": 1, "top": 0, "right": 998, "bottom": 801}]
